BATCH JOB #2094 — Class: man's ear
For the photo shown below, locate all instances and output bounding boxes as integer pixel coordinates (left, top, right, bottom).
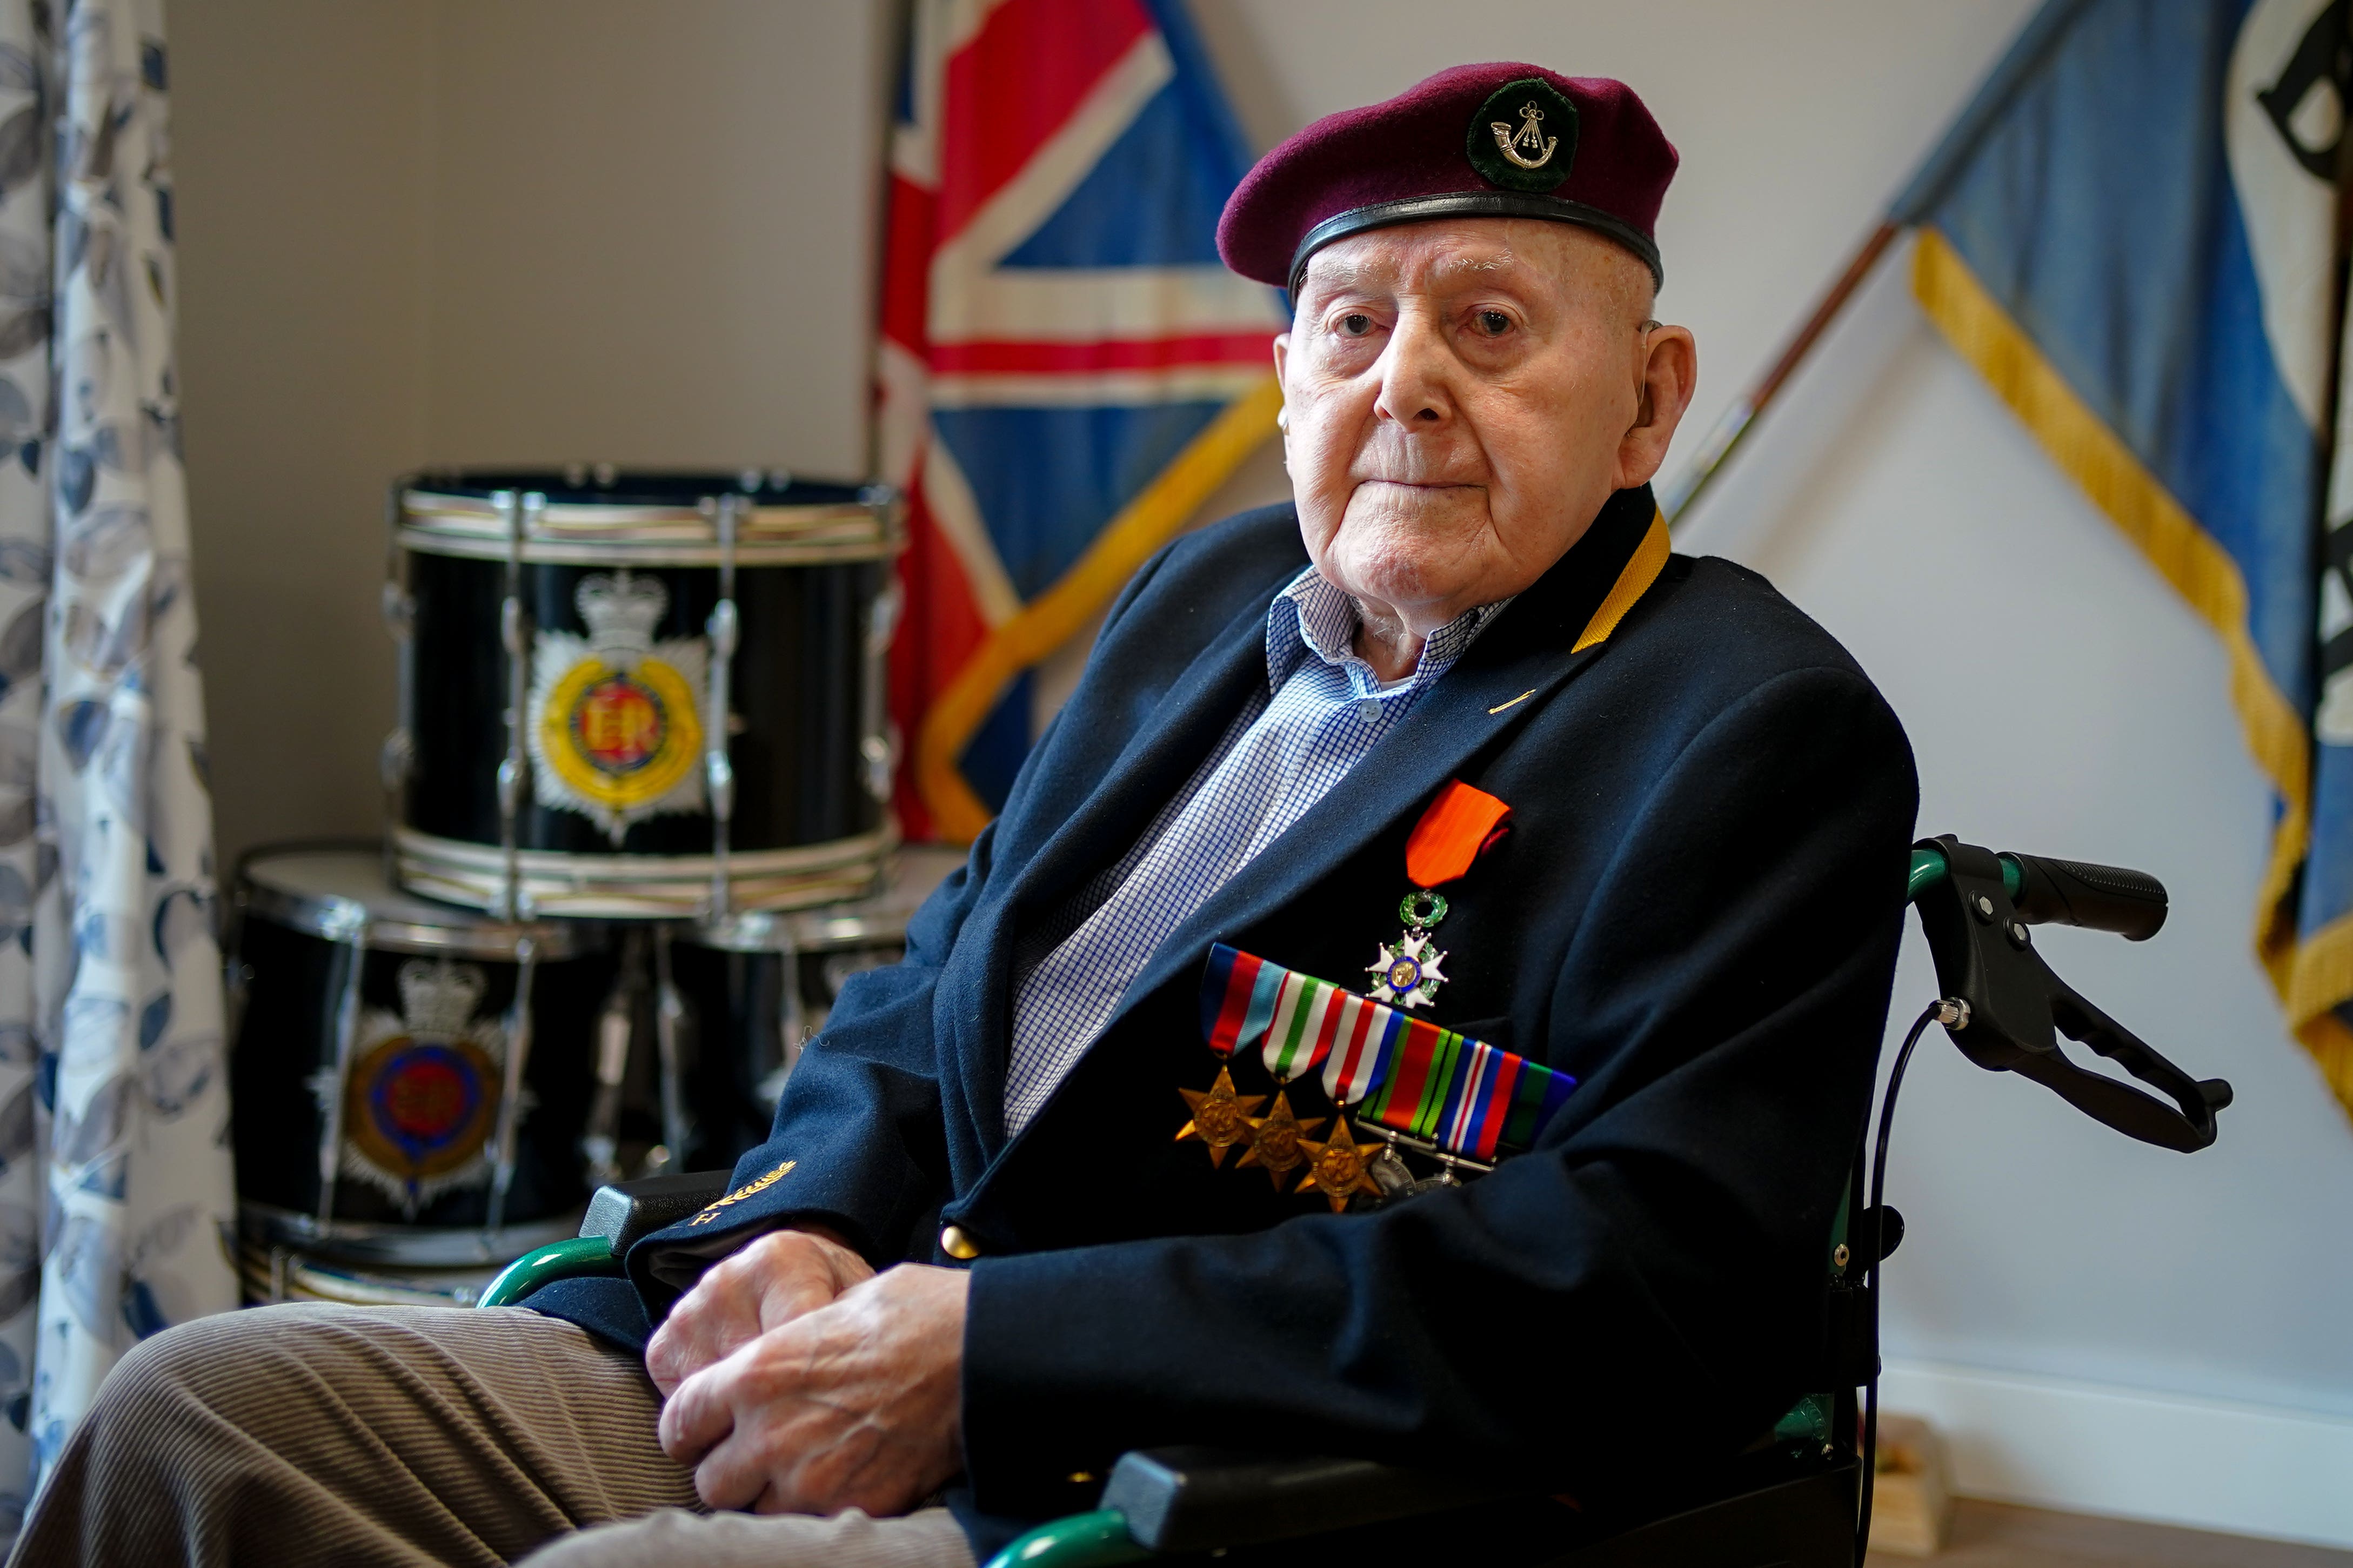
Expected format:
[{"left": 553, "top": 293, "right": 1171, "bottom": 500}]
[
  {"left": 1272, "top": 331, "right": 1292, "bottom": 437},
  {"left": 1614, "top": 324, "right": 1697, "bottom": 491}
]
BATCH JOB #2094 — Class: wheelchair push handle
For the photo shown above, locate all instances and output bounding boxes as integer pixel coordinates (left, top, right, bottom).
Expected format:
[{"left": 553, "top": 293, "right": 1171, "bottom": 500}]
[
  {"left": 2007, "top": 853, "right": 2167, "bottom": 940},
  {"left": 1908, "top": 847, "right": 2167, "bottom": 941}
]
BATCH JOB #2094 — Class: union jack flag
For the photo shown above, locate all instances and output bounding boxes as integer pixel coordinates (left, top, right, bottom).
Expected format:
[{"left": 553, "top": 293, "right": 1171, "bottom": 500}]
[{"left": 878, "top": 0, "right": 1285, "bottom": 842}]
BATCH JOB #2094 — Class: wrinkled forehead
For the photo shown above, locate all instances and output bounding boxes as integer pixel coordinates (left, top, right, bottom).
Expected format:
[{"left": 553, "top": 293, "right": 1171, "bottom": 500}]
[{"left": 1293, "top": 218, "right": 1588, "bottom": 305}]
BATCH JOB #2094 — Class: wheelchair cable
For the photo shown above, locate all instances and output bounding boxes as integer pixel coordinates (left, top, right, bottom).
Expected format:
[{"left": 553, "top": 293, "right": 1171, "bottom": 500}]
[{"left": 1857, "top": 999, "right": 1942, "bottom": 1564}]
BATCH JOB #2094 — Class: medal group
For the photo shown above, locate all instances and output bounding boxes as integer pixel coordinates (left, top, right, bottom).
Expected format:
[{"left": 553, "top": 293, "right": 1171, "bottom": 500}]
[{"left": 1175, "top": 782, "right": 1578, "bottom": 1211}]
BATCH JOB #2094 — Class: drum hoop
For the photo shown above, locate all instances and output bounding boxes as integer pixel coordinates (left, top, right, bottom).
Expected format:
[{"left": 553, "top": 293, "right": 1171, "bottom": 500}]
[
  {"left": 397, "top": 486, "right": 905, "bottom": 566},
  {"left": 688, "top": 910, "right": 800, "bottom": 953},
  {"left": 240, "top": 1201, "right": 582, "bottom": 1267},
  {"left": 395, "top": 525, "right": 903, "bottom": 567},
  {"left": 237, "top": 1247, "right": 493, "bottom": 1309},
  {"left": 399, "top": 484, "right": 895, "bottom": 523},
  {"left": 792, "top": 909, "right": 918, "bottom": 950},
  {"left": 692, "top": 846, "right": 957, "bottom": 949},
  {"left": 394, "top": 824, "right": 897, "bottom": 920},
  {"left": 680, "top": 907, "right": 912, "bottom": 953},
  {"left": 237, "top": 876, "right": 592, "bottom": 960}
]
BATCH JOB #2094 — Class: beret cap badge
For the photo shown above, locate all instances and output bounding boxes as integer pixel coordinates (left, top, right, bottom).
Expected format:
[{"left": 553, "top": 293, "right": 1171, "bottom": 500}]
[{"left": 1468, "top": 78, "right": 1578, "bottom": 192}]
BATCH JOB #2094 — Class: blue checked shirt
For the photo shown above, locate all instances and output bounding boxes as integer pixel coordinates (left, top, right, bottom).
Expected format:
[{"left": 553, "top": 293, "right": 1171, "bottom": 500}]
[{"left": 1001, "top": 568, "right": 1511, "bottom": 1134}]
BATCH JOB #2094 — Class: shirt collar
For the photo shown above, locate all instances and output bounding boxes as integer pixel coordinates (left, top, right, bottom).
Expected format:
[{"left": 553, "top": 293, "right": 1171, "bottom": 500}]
[{"left": 1267, "top": 568, "right": 1513, "bottom": 699}]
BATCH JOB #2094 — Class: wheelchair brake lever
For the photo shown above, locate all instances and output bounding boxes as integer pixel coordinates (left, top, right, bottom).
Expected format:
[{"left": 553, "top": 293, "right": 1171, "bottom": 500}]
[
  {"left": 2037, "top": 968, "right": 2231, "bottom": 1151},
  {"left": 1912, "top": 836, "right": 2230, "bottom": 1153}
]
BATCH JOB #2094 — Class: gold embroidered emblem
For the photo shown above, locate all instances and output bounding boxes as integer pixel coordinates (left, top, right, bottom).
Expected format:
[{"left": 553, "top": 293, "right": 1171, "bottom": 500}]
[
  {"left": 1490, "top": 102, "right": 1559, "bottom": 170},
  {"left": 686, "top": 1159, "right": 797, "bottom": 1225}
]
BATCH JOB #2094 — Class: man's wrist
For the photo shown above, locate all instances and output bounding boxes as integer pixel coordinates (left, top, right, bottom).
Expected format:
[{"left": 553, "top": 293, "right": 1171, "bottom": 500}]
[{"left": 784, "top": 1219, "right": 858, "bottom": 1256}]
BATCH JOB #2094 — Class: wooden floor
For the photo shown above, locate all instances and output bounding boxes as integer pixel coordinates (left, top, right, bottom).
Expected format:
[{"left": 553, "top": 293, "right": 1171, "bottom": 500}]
[{"left": 1867, "top": 1499, "right": 2353, "bottom": 1567}]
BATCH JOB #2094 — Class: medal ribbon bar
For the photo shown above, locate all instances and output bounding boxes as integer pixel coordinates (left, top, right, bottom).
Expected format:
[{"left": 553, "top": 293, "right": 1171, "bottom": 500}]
[{"left": 1200, "top": 943, "right": 1577, "bottom": 1162}]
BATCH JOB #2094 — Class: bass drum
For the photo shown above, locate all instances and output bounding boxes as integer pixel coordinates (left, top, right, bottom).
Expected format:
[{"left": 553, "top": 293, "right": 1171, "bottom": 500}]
[
  {"left": 230, "top": 846, "right": 612, "bottom": 1268},
  {"left": 386, "top": 468, "right": 903, "bottom": 919},
  {"left": 659, "top": 846, "right": 965, "bottom": 1169}
]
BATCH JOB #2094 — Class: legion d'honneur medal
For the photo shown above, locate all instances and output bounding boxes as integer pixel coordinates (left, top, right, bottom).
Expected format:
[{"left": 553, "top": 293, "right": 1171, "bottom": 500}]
[{"left": 1368, "top": 780, "right": 1513, "bottom": 1008}]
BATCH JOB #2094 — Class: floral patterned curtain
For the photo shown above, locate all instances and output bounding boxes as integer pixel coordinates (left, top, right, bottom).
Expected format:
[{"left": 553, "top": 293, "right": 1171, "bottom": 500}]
[{"left": 0, "top": 0, "right": 234, "bottom": 1532}]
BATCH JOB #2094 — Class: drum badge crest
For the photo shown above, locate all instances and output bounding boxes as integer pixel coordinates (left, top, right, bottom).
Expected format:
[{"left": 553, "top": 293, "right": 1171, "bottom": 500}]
[
  {"left": 529, "top": 571, "right": 709, "bottom": 841},
  {"left": 309, "top": 960, "right": 516, "bottom": 1218}
]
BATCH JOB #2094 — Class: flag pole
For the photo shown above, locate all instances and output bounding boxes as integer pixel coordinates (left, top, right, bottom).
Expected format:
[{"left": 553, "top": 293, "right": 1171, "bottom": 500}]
[
  {"left": 1657, "top": 0, "right": 2094, "bottom": 528},
  {"left": 1657, "top": 220, "right": 1900, "bottom": 527}
]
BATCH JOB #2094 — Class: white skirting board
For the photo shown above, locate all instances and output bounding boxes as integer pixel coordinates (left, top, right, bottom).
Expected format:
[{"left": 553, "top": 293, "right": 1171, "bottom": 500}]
[{"left": 1878, "top": 1358, "right": 2353, "bottom": 1550}]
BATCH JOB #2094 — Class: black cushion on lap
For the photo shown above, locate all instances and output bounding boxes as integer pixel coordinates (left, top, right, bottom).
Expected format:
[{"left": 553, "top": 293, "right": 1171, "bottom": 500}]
[{"left": 580, "top": 1171, "right": 734, "bottom": 1252}]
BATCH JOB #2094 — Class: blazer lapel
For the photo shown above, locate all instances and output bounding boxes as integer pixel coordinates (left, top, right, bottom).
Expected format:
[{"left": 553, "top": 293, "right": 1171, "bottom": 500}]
[
  {"left": 945, "top": 541, "right": 1307, "bottom": 1153},
  {"left": 995, "top": 559, "right": 1296, "bottom": 918}
]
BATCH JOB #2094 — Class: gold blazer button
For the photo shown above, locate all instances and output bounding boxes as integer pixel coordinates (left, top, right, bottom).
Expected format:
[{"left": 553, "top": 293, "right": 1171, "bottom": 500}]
[{"left": 939, "top": 1224, "right": 981, "bottom": 1261}]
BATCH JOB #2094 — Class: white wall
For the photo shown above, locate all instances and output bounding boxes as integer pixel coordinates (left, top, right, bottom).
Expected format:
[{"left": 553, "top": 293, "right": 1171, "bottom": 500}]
[
  {"left": 419, "top": 1, "right": 892, "bottom": 470},
  {"left": 169, "top": 0, "right": 2353, "bottom": 1543},
  {"left": 173, "top": 2, "right": 437, "bottom": 873}
]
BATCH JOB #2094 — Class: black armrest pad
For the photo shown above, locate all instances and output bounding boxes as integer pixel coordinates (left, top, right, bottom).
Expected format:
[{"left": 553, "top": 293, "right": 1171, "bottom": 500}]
[
  {"left": 581, "top": 1170, "right": 734, "bottom": 1252},
  {"left": 1103, "top": 1448, "right": 1517, "bottom": 1553}
]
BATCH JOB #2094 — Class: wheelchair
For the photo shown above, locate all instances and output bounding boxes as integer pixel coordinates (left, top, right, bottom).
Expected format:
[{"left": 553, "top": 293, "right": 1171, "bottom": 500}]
[{"left": 479, "top": 835, "right": 2234, "bottom": 1568}]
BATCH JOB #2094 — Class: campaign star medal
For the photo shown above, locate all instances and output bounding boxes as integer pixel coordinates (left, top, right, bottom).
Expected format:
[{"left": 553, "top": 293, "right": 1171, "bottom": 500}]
[
  {"left": 1368, "top": 781, "right": 1513, "bottom": 1010},
  {"left": 1236, "top": 1090, "right": 1325, "bottom": 1189},
  {"left": 1295, "top": 1117, "right": 1383, "bottom": 1213},
  {"left": 1175, "top": 1065, "right": 1264, "bottom": 1169}
]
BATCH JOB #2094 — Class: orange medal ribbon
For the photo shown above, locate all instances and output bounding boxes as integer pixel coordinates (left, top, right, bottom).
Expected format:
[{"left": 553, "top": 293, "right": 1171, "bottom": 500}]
[{"left": 1404, "top": 780, "right": 1513, "bottom": 887}]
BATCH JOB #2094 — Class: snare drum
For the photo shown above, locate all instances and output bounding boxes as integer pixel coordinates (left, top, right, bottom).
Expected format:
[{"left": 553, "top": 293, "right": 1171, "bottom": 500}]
[
  {"left": 655, "top": 846, "right": 964, "bottom": 1168},
  {"left": 385, "top": 468, "right": 904, "bottom": 919},
  {"left": 230, "top": 846, "right": 612, "bottom": 1267}
]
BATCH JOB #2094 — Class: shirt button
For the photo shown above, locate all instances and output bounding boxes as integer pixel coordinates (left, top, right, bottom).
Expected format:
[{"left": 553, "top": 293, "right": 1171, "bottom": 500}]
[
  {"left": 939, "top": 1224, "right": 981, "bottom": 1260},
  {"left": 1358, "top": 699, "right": 1382, "bottom": 722}
]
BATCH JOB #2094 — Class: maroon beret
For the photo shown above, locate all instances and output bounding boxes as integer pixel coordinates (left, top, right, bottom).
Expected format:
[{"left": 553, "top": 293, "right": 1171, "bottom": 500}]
[{"left": 1218, "top": 63, "right": 1677, "bottom": 296}]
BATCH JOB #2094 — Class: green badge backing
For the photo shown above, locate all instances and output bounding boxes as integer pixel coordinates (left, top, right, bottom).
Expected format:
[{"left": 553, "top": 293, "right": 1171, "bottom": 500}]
[{"left": 1466, "top": 77, "right": 1579, "bottom": 193}]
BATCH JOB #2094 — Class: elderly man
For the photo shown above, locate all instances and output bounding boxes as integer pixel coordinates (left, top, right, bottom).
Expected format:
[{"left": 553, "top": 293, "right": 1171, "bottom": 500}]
[{"left": 12, "top": 63, "right": 1914, "bottom": 1568}]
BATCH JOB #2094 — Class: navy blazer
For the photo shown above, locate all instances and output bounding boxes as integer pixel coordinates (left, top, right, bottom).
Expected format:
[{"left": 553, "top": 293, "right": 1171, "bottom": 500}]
[{"left": 529, "top": 484, "right": 1919, "bottom": 1553}]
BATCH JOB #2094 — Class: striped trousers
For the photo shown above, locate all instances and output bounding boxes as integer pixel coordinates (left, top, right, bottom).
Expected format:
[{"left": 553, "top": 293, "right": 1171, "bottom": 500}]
[{"left": 4, "top": 1303, "right": 975, "bottom": 1568}]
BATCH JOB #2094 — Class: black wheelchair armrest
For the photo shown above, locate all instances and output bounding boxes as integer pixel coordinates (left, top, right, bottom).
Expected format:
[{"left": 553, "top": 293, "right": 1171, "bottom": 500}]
[
  {"left": 579, "top": 1170, "right": 734, "bottom": 1252},
  {"left": 1101, "top": 1447, "right": 1515, "bottom": 1553}
]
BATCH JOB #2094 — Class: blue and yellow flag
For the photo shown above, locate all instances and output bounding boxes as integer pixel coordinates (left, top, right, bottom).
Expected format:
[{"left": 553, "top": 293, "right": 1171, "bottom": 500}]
[{"left": 1895, "top": 0, "right": 2353, "bottom": 1116}]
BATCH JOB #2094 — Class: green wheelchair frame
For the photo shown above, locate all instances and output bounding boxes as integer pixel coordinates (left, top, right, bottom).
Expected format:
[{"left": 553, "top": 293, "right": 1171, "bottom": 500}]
[{"left": 479, "top": 835, "right": 2231, "bottom": 1568}]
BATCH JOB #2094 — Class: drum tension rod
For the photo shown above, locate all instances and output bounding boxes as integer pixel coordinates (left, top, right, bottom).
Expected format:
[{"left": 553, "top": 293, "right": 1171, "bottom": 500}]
[{"left": 705, "top": 492, "right": 742, "bottom": 920}]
